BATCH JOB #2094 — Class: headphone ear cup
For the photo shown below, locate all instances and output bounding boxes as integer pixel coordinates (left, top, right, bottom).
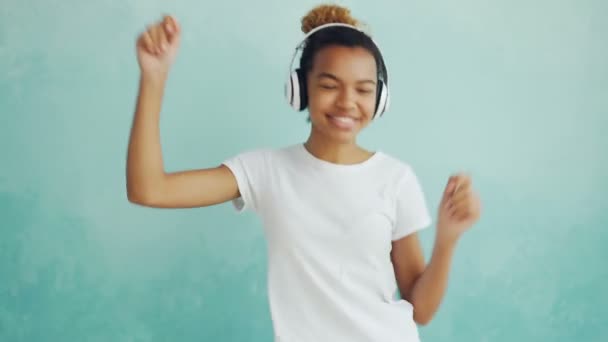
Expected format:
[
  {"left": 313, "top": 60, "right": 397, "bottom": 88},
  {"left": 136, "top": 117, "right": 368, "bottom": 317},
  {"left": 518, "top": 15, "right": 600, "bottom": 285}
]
[
  {"left": 383, "top": 85, "right": 390, "bottom": 113},
  {"left": 285, "top": 72, "right": 293, "bottom": 107},
  {"left": 296, "top": 68, "right": 308, "bottom": 111},
  {"left": 373, "top": 81, "right": 389, "bottom": 119},
  {"left": 380, "top": 81, "right": 391, "bottom": 115},
  {"left": 286, "top": 70, "right": 298, "bottom": 110},
  {"left": 286, "top": 68, "right": 308, "bottom": 111}
]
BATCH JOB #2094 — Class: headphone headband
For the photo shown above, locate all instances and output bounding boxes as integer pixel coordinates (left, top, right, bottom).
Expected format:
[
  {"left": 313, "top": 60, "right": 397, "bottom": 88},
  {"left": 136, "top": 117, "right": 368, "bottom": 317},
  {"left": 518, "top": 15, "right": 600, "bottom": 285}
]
[
  {"left": 287, "top": 23, "right": 376, "bottom": 81},
  {"left": 298, "top": 23, "right": 365, "bottom": 48}
]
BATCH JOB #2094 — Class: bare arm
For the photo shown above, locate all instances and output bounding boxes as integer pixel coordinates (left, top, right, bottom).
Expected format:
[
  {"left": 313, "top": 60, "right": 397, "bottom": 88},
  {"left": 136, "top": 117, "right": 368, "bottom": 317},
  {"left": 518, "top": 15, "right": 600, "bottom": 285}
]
[
  {"left": 126, "top": 15, "right": 239, "bottom": 208},
  {"left": 391, "top": 174, "right": 481, "bottom": 325},
  {"left": 391, "top": 235, "right": 455, "bottom": 326}
]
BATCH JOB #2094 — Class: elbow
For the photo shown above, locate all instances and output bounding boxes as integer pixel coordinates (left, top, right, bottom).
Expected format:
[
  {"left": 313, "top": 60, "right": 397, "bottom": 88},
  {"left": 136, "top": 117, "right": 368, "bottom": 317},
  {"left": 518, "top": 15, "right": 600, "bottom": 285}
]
[
  {"left": 126, "top": 185, "right": 157, "bottom": 206},
  {"left": 126, "top": 182, "right": 143, "bottom": 204},
  {"left": 127, "top": 192, "right": 161, "bottom": 207},
  {"left": 413, "top": 313, "right": 433, "bottom": 326},
  {"left": 127, "top": 190, "right": 148, "bottom": 205},
  {"left": 412, "top": 305, "right": 435, "bottom": 326},
  {"left": 126, "top": 176, "right": 164, "bottom": 206}
]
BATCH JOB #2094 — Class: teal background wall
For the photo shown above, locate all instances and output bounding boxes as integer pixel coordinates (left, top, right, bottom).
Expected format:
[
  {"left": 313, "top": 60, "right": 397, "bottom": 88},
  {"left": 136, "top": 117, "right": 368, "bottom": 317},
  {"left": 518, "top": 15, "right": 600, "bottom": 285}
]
[{"left": 1, "top": 0, "right": 607, "bottom": 340}]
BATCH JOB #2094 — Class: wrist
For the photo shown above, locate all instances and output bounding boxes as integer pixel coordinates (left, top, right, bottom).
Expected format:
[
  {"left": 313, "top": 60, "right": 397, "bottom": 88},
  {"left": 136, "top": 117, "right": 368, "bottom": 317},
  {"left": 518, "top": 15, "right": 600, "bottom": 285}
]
[
  {"left": 140, "top": 70, "right": 169, "bottom": 85},
  {"left": 434, "top": 231, "right": 459, "bottom": 253}
]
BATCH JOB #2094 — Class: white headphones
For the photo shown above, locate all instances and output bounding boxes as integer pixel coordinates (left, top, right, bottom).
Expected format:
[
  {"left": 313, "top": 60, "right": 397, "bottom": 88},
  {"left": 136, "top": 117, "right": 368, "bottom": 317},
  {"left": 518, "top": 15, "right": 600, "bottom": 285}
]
[{"left": 284, "top": 23, "right": 390, "bottom": 120}]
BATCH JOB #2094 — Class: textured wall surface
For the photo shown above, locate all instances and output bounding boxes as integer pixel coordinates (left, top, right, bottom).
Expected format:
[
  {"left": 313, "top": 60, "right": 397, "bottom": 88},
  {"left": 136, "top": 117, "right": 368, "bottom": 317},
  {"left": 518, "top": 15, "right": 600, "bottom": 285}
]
[{"left": 1, "top": 0, "right": 607, "bottom": 340}]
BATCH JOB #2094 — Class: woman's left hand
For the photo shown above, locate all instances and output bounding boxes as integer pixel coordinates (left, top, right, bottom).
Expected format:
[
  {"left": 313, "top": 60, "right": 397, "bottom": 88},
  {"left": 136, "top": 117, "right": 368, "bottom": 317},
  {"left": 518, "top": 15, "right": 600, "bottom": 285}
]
[{"left": 436, "top": 173, "right": 482, "bottom": 245}]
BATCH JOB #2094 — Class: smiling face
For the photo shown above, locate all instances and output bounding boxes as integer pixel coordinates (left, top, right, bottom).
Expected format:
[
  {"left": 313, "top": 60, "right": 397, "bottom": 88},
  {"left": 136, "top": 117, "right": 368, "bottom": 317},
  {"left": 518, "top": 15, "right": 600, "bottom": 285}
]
[{"left": 306, "top": 45, "right": 378, "bottom": 144}]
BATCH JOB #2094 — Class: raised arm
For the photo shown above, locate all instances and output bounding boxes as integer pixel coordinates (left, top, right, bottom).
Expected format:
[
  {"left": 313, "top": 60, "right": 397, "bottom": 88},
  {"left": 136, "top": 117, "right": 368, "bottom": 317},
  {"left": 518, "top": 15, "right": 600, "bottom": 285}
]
[{"left": 126, "top": 15, "right": 239, "bottom": 208}]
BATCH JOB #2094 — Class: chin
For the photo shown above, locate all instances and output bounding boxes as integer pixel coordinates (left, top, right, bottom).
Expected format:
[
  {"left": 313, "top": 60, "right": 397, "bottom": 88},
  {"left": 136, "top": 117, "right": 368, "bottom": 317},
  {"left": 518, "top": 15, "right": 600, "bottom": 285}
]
[
  {"left": 310, "top": 114, "right": 366, "bottom": 143},
  {"left": 321, "top": 126, "right": 360, "bottom": 144}
]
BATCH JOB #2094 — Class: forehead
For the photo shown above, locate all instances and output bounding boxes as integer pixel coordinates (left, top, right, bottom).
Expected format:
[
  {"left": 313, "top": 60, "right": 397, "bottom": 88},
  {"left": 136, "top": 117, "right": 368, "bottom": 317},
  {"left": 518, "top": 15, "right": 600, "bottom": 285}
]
[{"left": 311, "top": 45, "right": 377, "bottom": 80}]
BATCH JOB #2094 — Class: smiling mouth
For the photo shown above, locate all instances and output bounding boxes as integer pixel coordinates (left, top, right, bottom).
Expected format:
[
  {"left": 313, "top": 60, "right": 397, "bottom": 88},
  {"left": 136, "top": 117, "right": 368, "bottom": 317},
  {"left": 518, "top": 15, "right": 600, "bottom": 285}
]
[{"left": 326, "top": 114, "right": 358, "bottom": 130}]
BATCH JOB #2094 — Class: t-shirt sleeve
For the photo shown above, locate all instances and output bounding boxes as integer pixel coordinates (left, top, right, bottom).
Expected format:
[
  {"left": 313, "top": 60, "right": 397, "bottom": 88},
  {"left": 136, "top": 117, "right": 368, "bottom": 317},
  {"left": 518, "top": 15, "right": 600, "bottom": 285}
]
[
  {"left": 392, "top": 167, "right": 433, "bottom": 241},
  {"left": 221, "top": 149, "right": 269, "bottom": 213}
]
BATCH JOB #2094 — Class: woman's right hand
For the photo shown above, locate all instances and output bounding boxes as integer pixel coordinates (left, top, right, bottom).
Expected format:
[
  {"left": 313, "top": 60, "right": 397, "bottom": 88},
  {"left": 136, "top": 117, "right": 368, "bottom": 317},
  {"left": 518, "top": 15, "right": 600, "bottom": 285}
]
[{"left": 136, "top": 15, "right": 181, "bottom": 78}]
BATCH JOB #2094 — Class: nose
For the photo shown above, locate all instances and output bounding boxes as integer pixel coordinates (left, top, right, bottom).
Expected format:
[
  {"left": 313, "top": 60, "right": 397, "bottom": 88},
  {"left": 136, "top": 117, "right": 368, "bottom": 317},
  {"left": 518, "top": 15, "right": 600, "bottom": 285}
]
[{"left": 335, "top": 88, "right": 356, "bottom": 110}]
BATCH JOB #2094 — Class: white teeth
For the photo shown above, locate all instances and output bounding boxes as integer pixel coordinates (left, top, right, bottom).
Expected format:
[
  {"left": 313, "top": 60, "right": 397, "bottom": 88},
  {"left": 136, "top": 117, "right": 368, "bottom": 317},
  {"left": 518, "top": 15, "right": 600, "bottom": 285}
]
[
  {"left": 328, "top": 115, "right": 356, "bottom": 129},
  {"left": 331, "top": 116, "right": 354, "bottom": 123}
]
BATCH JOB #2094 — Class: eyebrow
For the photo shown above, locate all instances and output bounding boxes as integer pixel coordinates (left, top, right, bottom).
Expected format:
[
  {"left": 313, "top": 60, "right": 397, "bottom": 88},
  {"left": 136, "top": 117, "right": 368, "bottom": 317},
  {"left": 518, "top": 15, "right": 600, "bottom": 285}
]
[{"left": 317, "top": 72, "right": 376, "bottom": 85}]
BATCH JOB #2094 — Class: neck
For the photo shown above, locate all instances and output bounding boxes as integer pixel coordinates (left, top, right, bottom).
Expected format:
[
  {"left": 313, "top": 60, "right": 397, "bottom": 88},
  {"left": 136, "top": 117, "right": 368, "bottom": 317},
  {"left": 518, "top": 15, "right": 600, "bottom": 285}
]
[{"left": 304, "top": 132, "right": 372, "bottom": 165}]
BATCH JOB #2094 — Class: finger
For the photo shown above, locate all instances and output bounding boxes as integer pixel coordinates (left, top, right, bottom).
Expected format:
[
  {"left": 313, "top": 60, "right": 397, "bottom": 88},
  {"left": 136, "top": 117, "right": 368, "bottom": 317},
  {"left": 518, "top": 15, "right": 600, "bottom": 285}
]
[
  {"left": 158, "top": 16, "right": 174, "bottom": 50},
  {"left": 445, "top": 195, "right": 460, "bottom": 212},
  {"left": 453, "top": 174, "right": 471, "bottom": 195},
  {"left": 146, "top": 26, "right": 157, "bottom": 54},
  {"left": 451, "top": 188, "right": 472, "bottom": 203},
  {"left": 158, "top": 25, "right": 168, "bottom": 52},
  {"left": 449, "top": 204, "right": 471, "bottom": 220},
  {"left": 453, "top": 196, "right": 479, "bottom": 220},
  {"left": 164, "top": 15, "right": 176, "bottom": 34},
  {"left": 443, "top": 176, "right": 457, "bottom": 199},
  {"left": 164, "top": 15, "right": 180, "bottom": 43},
  {"left": 447, "top": 192, "right": 472, "bottom": 213},
  {"left": 150, "top": 25, "right": 163, "bottom": 54},
  {"left": 447, "top": 174, "right": 463, "bottom": 198},
  {"left": 448, "top": 198, "right": 470, "bottom": 214},
  {"left": 141, "top": 30, "right": 154, "bottom": 54},
  {"left": 453, "top": 179, "right": 471, "bottom": 196}
]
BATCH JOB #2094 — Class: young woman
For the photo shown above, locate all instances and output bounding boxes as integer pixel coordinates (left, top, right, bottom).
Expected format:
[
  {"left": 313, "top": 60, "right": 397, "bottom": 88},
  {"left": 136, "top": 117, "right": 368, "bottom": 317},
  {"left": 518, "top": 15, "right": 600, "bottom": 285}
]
[{"left": 127, "top": 4, "right": 481, "bottom": 341}]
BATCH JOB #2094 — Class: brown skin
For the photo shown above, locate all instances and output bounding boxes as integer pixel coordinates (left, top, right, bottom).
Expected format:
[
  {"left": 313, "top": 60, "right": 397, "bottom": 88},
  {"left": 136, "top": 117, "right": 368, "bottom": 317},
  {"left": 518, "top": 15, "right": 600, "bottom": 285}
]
[
  {"left": 393, "top": 174, "right": 481, "bottom": 325},
  {"left": 302, "top": 43, "right": 482, "bottom": 325},
  {"left": 127, "top": 15, "right": 482, "bottom": 326},
  {"left": 303, "top": 45, "right": 377, "bottom": 164},
  {"left": 127, "top": 15, "right": 240, "bottom": 208}
]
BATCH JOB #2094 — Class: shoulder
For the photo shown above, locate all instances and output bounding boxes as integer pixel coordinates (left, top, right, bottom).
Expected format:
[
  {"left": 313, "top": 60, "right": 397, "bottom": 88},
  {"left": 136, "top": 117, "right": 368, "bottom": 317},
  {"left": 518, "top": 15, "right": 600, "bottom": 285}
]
[
  {"left": 224, "top": 144, "right": 300, "bottom": 165},
  {"left": 374, "top": 151, "right": 419, "bottom": 183}
]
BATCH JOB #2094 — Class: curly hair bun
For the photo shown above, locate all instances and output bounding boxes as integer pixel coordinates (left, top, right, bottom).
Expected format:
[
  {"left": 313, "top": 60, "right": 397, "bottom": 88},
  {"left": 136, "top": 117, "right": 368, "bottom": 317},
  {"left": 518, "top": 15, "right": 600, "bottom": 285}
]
[{"left": 301, "top": 4, "right": 360, "bottom": 34}]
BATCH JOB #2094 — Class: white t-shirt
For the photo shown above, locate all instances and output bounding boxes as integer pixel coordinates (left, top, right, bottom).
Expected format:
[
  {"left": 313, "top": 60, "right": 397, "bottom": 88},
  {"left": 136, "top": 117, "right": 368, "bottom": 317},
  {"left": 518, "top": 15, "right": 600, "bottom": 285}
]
[{"left": 222, "top": 143, "right": 432, "bottom": 342}]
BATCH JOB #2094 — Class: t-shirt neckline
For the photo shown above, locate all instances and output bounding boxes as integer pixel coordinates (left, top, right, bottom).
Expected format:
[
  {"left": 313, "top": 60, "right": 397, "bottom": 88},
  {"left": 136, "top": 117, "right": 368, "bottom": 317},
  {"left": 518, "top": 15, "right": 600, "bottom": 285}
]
[{"left": 297, "top": 143, "right": 383, "bottom": 171}]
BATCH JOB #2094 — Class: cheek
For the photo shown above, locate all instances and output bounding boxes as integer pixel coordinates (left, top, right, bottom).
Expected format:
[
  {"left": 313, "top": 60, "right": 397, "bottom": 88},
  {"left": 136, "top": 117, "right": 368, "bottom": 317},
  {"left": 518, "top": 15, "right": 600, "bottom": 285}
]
[
  {"left": 359, "top": 94, "right": 376, "bottom": 118},
  {"left": 308, "top": 89, "right": 336, "bottom": 114},
  {"left": 363, "top": 95, "right": 376, "bottom": 112}
]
